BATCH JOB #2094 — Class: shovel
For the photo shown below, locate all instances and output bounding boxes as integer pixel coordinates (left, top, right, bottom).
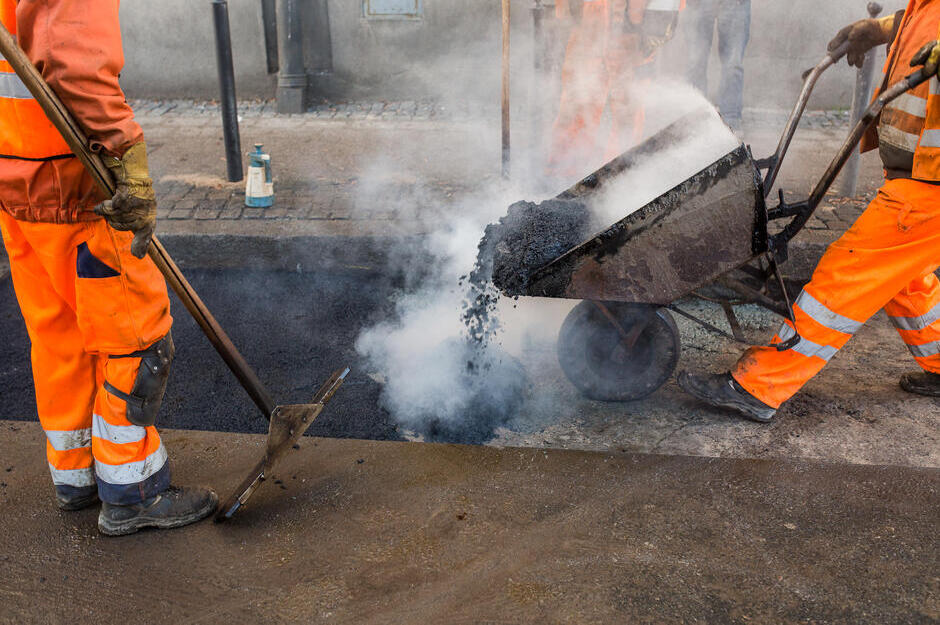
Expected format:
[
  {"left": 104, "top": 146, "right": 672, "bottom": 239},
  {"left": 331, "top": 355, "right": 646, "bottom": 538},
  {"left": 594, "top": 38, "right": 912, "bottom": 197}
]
[{"left": 0, "top": 24, "right": 346, "bottom": 522}]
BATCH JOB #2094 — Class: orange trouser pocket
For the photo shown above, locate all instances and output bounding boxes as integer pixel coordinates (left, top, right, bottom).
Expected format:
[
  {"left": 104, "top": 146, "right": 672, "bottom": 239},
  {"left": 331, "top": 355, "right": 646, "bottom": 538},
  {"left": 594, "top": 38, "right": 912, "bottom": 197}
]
[
  {"left": 74, "top": 221, "right": 171, "bottom": 354},
  {"left": 0, "top": 213, "right": 172, "bottom": 503},
  {"left": 732, "top": 179, "right": 940, "bottom": 408}
]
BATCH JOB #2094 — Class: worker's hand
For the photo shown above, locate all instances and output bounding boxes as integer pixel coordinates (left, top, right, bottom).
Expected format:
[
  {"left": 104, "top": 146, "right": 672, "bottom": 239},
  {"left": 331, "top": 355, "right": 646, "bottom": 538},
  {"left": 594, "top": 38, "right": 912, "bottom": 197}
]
[
  {"left": 828, "top": 16, "right": 897, "bottom": 68},
  {"left": 636, "top": 9, "right": 679, "bottom": 59},
  {"left": 96, "top": 142, "right": 156, "bottom": 259},
  {"left": 639, "top": 30, "right": 670, "bottom": 58},
  {"left": 911, "top": 39, "right": 940, "bottom": 78}
]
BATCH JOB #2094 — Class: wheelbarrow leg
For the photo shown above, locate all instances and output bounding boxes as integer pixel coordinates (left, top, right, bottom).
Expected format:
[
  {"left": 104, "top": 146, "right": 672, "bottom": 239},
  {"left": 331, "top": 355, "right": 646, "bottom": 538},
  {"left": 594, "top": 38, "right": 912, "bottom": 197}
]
[{"left": 719, "top": 301, "right": 747, "bottom": 343}]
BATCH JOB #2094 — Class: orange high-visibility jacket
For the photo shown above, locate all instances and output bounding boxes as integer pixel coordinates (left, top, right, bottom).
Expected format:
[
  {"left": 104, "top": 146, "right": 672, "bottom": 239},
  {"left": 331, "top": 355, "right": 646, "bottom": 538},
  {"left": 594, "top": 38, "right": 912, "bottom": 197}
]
[
  {"left": 0, "top": 0, "right": 143, "bottom": 223},
  {"left": 861, "top": 0, "right": 940, "bottom": 181}
]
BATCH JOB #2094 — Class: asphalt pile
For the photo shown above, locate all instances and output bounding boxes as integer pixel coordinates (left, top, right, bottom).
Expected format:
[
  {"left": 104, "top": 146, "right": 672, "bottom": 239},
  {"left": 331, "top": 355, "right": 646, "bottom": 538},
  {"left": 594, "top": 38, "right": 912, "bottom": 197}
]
[{"left": 478, "top": 198, "right": 594, "bottom": 297}]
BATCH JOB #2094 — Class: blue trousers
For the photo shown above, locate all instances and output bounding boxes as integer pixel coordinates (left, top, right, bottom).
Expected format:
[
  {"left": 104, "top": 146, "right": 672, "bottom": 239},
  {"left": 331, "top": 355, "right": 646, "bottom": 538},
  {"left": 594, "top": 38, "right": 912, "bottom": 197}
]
[{"left": 685, "top": 0, "right": 751, "bottom": 127}]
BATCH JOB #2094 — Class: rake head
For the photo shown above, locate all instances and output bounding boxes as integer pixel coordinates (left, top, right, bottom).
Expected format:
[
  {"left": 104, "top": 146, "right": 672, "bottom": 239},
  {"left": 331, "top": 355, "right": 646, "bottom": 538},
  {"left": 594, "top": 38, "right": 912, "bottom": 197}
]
[{"left": 215, "top": 367, "right": 349, "bottom": 522}]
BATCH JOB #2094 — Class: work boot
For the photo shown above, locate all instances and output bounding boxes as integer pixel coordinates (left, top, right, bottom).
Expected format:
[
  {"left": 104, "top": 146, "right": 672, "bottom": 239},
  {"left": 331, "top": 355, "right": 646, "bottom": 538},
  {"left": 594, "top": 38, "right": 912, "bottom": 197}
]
[
  {"left": 899, "top": 371, "right": 940, "bottom": 397},
  {"left": 55, "top": 484, "right": 99, "bottom": 511},
  {"left": 677, "top": 371, "right": 777, "bottom": 423},
  {"left": 97, "top": 485, "right": 218, "bottom": 536}
]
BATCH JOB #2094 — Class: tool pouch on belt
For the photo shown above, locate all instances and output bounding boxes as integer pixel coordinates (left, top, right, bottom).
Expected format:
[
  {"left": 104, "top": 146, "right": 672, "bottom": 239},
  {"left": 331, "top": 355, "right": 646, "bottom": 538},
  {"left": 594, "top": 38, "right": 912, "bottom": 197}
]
[{"left": 103, "top": 332, "right": 175, "bottom": 427}]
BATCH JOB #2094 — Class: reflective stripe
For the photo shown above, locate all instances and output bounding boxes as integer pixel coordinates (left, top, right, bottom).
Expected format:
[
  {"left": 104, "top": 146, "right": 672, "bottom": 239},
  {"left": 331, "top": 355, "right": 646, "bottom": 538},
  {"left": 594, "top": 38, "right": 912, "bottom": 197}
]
[
  {"left": 778, "top": 324, "right": 839, "bottom": 361},
  {"left": 0, "top": 71, "right": 33, "bottom": 99},
  {"left": 95, "top": 443, "right": 168, "bottom": 485},
  {"left": 646, "top": 0, "right": 681, "bottom": 9},
  {"left": 886, "top": 93, "right": 928, "bottom": 119},
  {"left": 92, "top": 413, "right": 147, "bottom": 446},
  {"left": 45, "top": 428, "right": 92, "bottom": 452},
  {"left": 931, "top": 77, "right": 939, "bottom": 96},
  {"left": 918, "top": 128, "right": 940, "bottom": 148},
  {"left": 908, "top": 341, "right": 940, "bottom": 359},
  {"left": 878, "top": 124, "right": 920, "bottom": 152},
  {"left": 48, "top": 464, "right": 96, "bottom": 487},
  {"left": 890, "top": 301, "right": 940, "bottom": 332},
  {"left": 795, "top": 290, "right": 864, "bottom": 335}
]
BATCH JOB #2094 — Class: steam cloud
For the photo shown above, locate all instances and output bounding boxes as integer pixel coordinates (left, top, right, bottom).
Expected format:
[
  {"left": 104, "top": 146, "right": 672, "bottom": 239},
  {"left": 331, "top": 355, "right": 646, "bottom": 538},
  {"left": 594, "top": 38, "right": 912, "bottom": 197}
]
[{"left": 355, "top": 80, "right": 741, "bottom": 443}]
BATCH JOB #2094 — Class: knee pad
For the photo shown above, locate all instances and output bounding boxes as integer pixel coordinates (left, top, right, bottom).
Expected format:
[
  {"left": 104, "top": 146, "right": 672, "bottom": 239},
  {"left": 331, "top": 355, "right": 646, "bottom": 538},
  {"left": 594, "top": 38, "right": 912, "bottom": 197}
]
[{"left": 104, "top": 331, "right": 176, "bottom": 427}]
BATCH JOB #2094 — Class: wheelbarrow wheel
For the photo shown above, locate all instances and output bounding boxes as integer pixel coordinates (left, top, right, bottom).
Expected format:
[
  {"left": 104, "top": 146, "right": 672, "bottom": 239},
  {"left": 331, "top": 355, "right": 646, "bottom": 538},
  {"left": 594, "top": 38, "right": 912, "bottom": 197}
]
[{"left": 557, "top": 301, "right": 680, "bottom": 402}]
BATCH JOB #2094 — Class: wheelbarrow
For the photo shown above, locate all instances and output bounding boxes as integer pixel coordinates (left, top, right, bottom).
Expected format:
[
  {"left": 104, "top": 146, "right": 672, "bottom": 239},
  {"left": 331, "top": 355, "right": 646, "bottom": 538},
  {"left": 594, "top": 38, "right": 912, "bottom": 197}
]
[{"left": 492, "top": 44, "right": 934, "bottom": 401}]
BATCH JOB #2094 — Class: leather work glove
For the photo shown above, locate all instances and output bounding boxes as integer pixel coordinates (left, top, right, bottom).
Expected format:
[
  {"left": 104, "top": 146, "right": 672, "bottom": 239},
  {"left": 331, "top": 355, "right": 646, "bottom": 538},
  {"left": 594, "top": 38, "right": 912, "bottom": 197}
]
[
  {"left": 828, "top": 14, "right": 898, "bottom": 68},
  {"left": 96, "top": 142, "right": 156, "bottom": 259},
  {"left": 911, "top": 39, "right": 940, "bottom": 79},
  {"left": 637, "top": 10, "right": 679, "bottom": 58}
]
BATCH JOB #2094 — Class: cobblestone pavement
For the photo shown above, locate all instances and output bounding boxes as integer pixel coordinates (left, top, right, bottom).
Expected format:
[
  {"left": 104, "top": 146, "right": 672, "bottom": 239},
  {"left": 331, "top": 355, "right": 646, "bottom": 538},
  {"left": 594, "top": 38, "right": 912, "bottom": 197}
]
[
  {"left": 130, "top": 98, "right": 464, "bottom": 122},
  {"left": 151, "top": 176, "right": 868, "bottom": 236},
  {"left": 151, "top": 177, "right": 471, "bottom": 225},
  {"left": 130, "top": 98, "right": 854, "bottom": 128},
  {"left": 131, "top": 98, "right": 868, "bottom": 238}
]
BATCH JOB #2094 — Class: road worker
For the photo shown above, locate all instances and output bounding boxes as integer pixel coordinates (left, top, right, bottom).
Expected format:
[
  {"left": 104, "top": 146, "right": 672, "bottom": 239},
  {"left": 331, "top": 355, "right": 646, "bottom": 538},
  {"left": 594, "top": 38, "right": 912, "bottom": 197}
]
[
  {"left": 547, "top": 0, "right": 685, "bottom": 179},
  {"left": 0, "top": 0, "right": 216, "bottom": 534},
  {"left": 684, "top": 0, "right": 751, "bottom": 131},
  {"left": 678, "top": 0, "right": 940, "bottom": 421}
]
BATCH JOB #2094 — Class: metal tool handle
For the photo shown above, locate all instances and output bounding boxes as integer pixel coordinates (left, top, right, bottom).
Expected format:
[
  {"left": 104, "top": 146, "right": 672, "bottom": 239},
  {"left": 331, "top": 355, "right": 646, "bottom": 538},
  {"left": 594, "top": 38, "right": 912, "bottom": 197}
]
[
  {"left": 0, "top": 23, "right": 277, "bottom": 420},
  {"left": 761, "top": 41, "right": 851, "bottom": 195}
]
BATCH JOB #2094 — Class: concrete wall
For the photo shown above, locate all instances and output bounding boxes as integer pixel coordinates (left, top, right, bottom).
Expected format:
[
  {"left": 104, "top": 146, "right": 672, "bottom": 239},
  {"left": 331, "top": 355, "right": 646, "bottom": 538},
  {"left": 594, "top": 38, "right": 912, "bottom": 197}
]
[
  {"left": 119, "top": 0, "right": 907, "bottom": 109},
  {"left": 120, "top": 0, "right": 276, "bottom": 100}
]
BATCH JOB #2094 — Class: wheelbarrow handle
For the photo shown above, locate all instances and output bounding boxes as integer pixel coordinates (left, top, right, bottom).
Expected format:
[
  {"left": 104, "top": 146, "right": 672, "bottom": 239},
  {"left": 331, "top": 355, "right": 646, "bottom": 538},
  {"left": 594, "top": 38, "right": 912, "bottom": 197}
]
[
  {"left": 770, "top": 65, "right": 934, "bottom": 254},
  {"left": 761, "top": 41, "right": 851, "bottom": 195}
]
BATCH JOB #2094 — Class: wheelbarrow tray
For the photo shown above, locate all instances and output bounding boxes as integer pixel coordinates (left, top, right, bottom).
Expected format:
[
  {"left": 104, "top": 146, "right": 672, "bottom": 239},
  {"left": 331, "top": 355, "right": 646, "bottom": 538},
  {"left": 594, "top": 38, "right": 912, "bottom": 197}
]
[{"left": 520, "top": 143, "right": 767, "bottom": 305}]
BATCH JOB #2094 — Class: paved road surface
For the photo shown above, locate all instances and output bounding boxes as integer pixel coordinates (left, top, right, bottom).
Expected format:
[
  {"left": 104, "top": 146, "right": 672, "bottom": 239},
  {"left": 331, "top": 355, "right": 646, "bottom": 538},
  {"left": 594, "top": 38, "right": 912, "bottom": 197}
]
[{"left": 0, "top": 422, "right": 936, "bottom": 625}]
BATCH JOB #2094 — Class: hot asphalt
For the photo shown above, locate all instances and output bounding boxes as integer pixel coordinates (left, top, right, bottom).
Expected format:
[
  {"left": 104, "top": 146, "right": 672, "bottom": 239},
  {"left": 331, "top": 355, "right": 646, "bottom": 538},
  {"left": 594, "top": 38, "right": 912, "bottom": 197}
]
[{"left": 0, "top": 259, "right": 404, "bottom": 441}]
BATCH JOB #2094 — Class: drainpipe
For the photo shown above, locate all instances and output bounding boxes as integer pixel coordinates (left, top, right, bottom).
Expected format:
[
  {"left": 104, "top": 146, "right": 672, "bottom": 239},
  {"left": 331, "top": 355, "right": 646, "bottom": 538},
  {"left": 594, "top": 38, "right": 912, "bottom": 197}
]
[
  {"left": 276, "top": 0, "right": 307, "bottom": 114},
  {"left": 261, "top": 0, "right": 279, "bottom": 74}
]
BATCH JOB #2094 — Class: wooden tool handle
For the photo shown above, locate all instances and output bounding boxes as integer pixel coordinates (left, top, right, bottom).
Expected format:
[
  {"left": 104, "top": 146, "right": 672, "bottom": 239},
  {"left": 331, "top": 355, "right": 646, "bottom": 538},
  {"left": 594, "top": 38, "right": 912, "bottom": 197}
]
[{"left": 501, "top": 0, "right": 511, "bottom": 178}]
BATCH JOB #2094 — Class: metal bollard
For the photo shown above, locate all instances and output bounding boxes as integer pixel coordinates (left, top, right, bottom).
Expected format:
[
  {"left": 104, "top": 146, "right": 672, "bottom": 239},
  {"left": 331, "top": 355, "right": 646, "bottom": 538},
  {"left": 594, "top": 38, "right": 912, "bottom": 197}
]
[
  {"left": 840, "top": 2, "right": 883, "bottom": 197},
  {"left": 211, "top": 0, "right": 243, "bottom": 183}
]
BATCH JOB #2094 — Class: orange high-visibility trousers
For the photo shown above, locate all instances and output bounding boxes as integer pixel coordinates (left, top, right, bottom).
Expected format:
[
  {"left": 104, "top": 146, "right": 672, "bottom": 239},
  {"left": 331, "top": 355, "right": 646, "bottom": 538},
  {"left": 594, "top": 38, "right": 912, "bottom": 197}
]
[
  {"left": 733, "top": 178, "right": 940, "bottom": 408},
  {"left": 0, "top": 212, "right": 173, "bottom": 504},
  {"left": 547, "top": 1, "right": 646, "bottom": 178}
]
